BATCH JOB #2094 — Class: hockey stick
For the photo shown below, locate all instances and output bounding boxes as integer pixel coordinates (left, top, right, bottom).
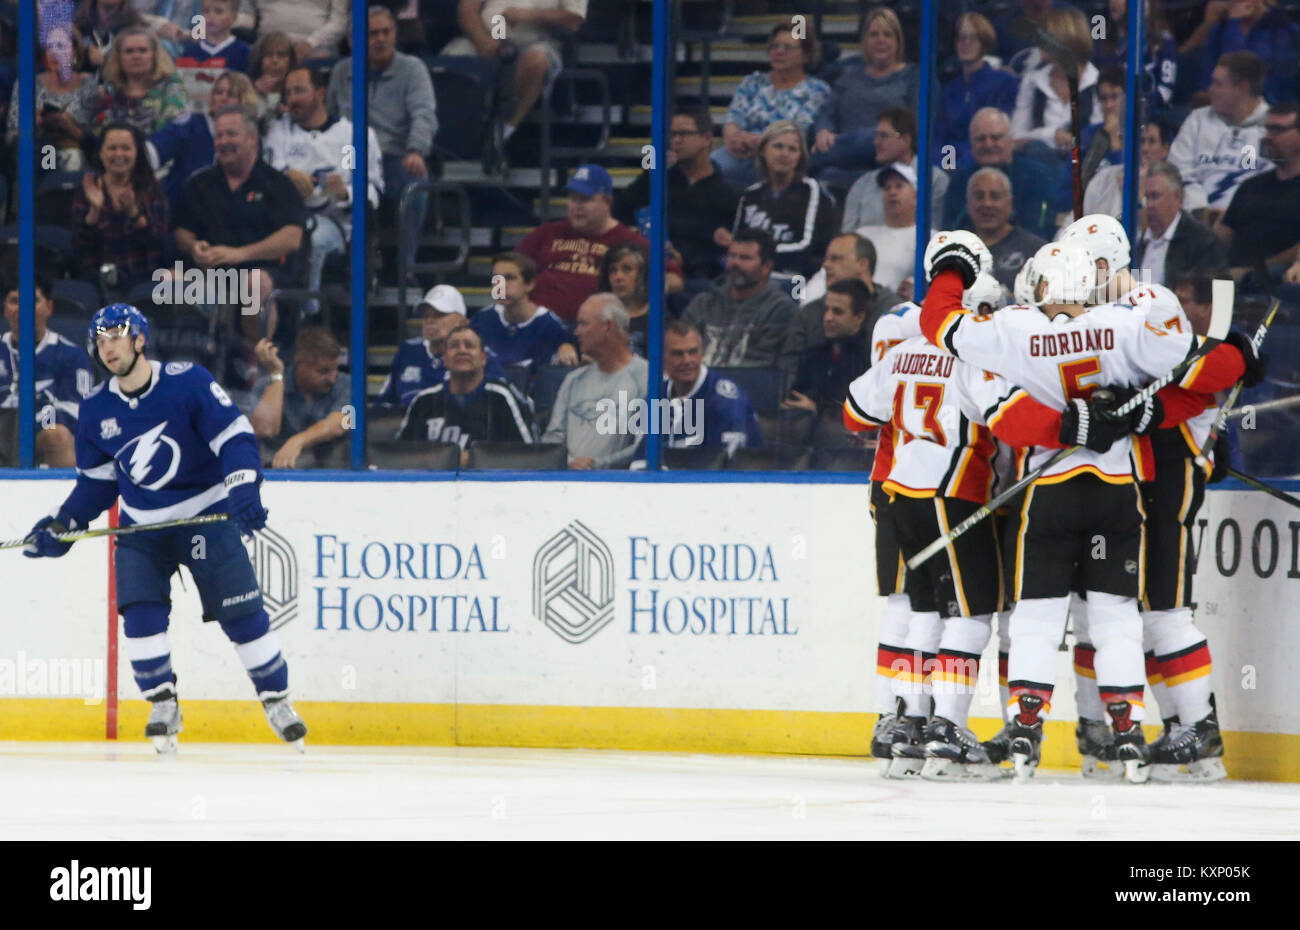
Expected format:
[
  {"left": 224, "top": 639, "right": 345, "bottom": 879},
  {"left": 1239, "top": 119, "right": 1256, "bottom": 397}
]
[
  {"left": 906, "top": 279, "right": 1235, "bottom": 571},
  {"left": 0, "top": 513, "right": 230, "bottom": 552},
  {"left": 1193, "top": 259, "right": 1283, "bottom": 466},
  {"left": 1012, "top": 18, "right": 1082, "bottom": 215},
  {"left": 1227, "top": 393, "right": 1300, "bottom": 418},
  {"left": 1079, "top": 126, "right": 1110, "bottom": 195},
  {"left": 1224, "top": 466, "right": 1300, "bottom": 511}
]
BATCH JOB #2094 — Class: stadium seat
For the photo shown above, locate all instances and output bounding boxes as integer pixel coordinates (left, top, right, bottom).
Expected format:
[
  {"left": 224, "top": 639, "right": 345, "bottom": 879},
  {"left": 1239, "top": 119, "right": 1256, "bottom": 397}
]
[
  {"left": 0, "top": 407, "right": 18, "bottom": 466},
  {"left": 662, "top": 445, "right": 728, "bottom": 470},
  {"left": 730, "top": 444, "right": 814, "bottom": 471},
  {"left": 51, "top": 279, "right": 101, "bottom": 318},
  {"left": 530, "top": 364, "right": 572, "bottom": 419},
  {"left": 712, "top": 367, "right": 786, "bottom": 415},
  {"left": 426, "top": 56, "right": 499, "bottom": 161},
  {"left": 368, "top": 440, "right": 461, "bottom": 470},
  {"left": 35, "top": 171, "right": 82, "bottom": 226},
  {"left": 366, "top": 406, "right": 406, "bottom": 444},
  {"left": 466, "top": 441, "right": 567, "bottom": 470}
]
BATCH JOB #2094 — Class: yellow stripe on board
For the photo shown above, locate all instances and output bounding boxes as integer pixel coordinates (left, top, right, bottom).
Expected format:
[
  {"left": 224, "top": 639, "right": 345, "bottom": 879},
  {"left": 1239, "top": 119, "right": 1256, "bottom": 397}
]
[{"left": 1, "top": 700, "right": 1297, "bottom": 783}]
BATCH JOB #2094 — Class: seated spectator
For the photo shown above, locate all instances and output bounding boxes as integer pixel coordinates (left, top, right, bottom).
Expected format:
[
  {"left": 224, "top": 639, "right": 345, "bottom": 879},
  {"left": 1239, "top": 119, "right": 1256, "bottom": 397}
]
[
  {"left": 7, "top": 23, "right": 98, "bottom": 171},
  {"left": 843, "top": 107, "right": 948, "bottom": 232},
  {"left": 662, "top": 319, "right": 762, "bottom": 455},
  {"left": 787, "top": 233, "right": 901, "bottom": 358},
  {"left": 147, "top": 69, "right": 255, "bottom": 211},
  {"left": 682, "top": 229, "right": 798, "bottom": 372},
  {"left": 613, "top": 105, "right": 739, "bottom": 283},
  {"left": 0, "top": 273, "right": 93, "bottom": 467},
  {"left": 1169, "top": 50, "right": 1272, "bottom": 219},
  {"left": 249, "top": 31, "right": 297, "bottom": 119},
  {"left": 966, "top": 166, "right": 1047, "bottom": 290},
  {"left": 378, "top": 285, "right": 509, "bottom": 406},
  {"left": 1053, "top": 65, "right": 1126, "bottom": 213},
  {"left": 172, "top": 106, "right": 306, "bottom": 353},
  {"left": 176, "top": 0, "right": 251, "bottom": 73},
  {"left": 1216, "top": 103, "right": 1300, "bottom": 279},
  {"left": 1171, "top": 275, "right": 1216, "bottom": 335},
  {"left": 70, "top": 121, "right": 169, "bottom": 295},
  {"left": 852, "top": 164, "right": 918, "bottom": 298},
  {"left": 327, "top": 6, "right": 437, "bottom": 270},
  {"left": 1010, "top": 7, "right": 1100, "bottom": 168},
  {"left": 472, "top": 251, "right": 577, "bottom": 370},
  {"left": 1194, "top": 0, "right": 1299, "bottom": 104},
  {"left": 811, "top": 7, "right": 918, "bottom": 181},
  {"left": 936, "top": 12, "right": 1019, "bottom": 166},
  {"left": 598, "top": 244, "right": 649, "bottom": 357},
  {"left": 1082, "top": 117, "right": 1172, "bottom": 220},
  {"left": 441, "top": 0, "right": 586, "bottom": 144},
  {"left": 708, "top": 21, "right": 830, "bottom": 186},
  {"left": 720, "top": 120, "right": 839, "bottom": 281},
  {"left": 90, "top": 25, "right": 190, "bottom": 135},
  {"left": 234, "top": 0, "right": 350, "bottom": 60},
  {"left": 1135, "top": 162, "right": 1229, "bottom": 286},
  {"left": 397, "top": 326, "right": 534, "bottom": 463},
  {"left": 250, "top": 326, "right": 350, "bottom": 468},
  {"left": 943, "top": 108, "right": 1056, "bottom": 239},
  {"left": 75, "top": 0, "right": 145, "bottom": 71},
  {"left": 1092, "top": 0, "right": 1178, "bottom": 115},
  {"left": 542, "top": 293, "right": 648, "bottom": 470},
  {"left": 264, "top": 66, "right": 383, "bottom": 296},
  {"left": 782, "top": 279, "right": 873, "bottom": 443},
  {"left": 128, "top": 0, "right": 193, "bottom": 53},
  {"left": 517, "top": 163, "right": 682, "bottom": 322}
]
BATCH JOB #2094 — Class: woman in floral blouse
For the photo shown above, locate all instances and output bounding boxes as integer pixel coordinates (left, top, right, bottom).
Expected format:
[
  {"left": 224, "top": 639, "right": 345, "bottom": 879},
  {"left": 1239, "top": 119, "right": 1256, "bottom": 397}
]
[
  {"left": 713, "top": 22, "right": 830, "bottom": 186},
  {"left": 90, "top": 25, "right": 190, "bottom": 136},
  {"left": 70, "top": 121, "right": 169, "bottom": 296},
  {"left": 6, "top": 24, "right": 100, "bottom": 170}
]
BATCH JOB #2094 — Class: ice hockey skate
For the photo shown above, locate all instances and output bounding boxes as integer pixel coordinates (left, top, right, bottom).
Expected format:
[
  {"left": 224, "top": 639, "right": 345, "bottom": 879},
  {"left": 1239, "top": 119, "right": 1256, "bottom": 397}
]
[
  {"left": 144, "top": 685, "right": 182, "bottom": 754},
  {"left": 1150, "top": 700, "right": 1227, "bottom": 783},
  {"left": 871, "top": 711, "right": 898, "bottom": 763},
  {"left": 1106, "top": 701, "right": 1150, "bottom": 783},
  {"left": 921, "top": 717, "right": 1000, "bottom": 780},
  {"left": 886, "top": 713, "right": 929, "bottom": 778},
  {"left": 981, "top": 721, "right": 1016, "bottom": 777},
  {"left": 1008, "top": 696, "right": 1045, "bottom": 780},
  {"left": 262, "top": 695, "right": 308, "bottom": 752},
  {"left": 1077, "top": 718, "right": 1122, "bottom": 780}
]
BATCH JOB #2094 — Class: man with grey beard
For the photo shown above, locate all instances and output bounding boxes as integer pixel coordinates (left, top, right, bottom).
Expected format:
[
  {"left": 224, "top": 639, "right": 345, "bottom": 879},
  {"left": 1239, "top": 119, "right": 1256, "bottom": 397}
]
[{"left": 682, "top": 228, "right": 799, "bottom": 373}]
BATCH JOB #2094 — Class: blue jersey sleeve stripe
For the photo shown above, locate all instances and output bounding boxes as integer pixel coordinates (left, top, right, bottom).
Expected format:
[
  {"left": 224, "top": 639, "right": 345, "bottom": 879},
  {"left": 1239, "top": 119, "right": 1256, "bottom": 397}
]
[{"left": 207, "top": 416, "right": 255, "bottom": 455}]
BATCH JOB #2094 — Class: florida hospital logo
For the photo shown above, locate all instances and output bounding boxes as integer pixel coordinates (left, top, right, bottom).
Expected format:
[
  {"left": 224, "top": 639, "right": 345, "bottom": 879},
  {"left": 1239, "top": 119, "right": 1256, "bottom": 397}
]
[
  {"left": 246, "top": 524, "right": 298, "bottom": 630},
  {"left": 533, "top": 521, "right": 615, "bottom": 644}
]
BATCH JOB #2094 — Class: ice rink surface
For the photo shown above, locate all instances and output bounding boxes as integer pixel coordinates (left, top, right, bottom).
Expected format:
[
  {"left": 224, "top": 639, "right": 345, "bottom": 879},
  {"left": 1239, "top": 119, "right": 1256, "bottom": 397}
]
[{"left": 3, "top": 742, "right": 1298, "bottom": 840}]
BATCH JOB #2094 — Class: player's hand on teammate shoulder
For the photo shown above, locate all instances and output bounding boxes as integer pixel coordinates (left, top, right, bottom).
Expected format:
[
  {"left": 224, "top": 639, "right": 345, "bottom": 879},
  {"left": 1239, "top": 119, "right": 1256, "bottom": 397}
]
[
  {"left": 923, "top": 230, "right": 991, "bottom": 289},
  {"left": 23, "top": 510, "right": 80, "bottom": 559},
  {"left": 1223, "top": 330, "right": 1267, "bottom": 388}
]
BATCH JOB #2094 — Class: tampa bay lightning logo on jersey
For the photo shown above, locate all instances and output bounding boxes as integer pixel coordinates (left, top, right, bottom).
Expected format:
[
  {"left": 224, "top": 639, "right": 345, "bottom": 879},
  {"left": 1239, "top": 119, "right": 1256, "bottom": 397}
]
[{"left": 116, "top": 421, "right": 182, "bottom": 490}]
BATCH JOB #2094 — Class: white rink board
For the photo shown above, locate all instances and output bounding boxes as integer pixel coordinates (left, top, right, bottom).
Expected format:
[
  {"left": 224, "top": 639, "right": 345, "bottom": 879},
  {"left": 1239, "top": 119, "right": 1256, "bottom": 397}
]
[{"left": 0, "top": 479, "right": 1294, "bottom": 736}]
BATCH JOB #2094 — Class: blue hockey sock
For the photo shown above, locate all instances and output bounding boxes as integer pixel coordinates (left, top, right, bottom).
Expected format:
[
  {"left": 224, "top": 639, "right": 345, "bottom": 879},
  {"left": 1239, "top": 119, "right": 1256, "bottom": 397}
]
[
  {"left": 122, "top": 602, "right": 175, "bottom": 698},
  {"left": 220, "top": 609, "right": 289, "bottom": 699}
]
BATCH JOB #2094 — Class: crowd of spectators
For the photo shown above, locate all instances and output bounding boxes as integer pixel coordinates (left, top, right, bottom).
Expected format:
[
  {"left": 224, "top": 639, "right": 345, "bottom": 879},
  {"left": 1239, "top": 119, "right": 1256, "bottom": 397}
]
[{"left": 4, "top": 0, "right": 1300, "bottom": 473}]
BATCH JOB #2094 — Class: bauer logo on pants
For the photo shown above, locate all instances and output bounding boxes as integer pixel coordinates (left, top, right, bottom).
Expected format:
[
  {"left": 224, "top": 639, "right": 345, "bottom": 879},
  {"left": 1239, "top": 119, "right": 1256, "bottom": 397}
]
[
  {"left": 533, "top": 521, "right": 616, "bottom": 644},
  {"left": 247, "top": 524, "right": 299, "bottom": 630}
]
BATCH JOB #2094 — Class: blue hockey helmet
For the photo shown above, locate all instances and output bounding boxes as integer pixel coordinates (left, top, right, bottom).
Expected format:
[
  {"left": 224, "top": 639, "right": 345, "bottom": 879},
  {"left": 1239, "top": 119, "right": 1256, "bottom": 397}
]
[{"left": 88, "top": 303, "right": 150, "bottom": 368}]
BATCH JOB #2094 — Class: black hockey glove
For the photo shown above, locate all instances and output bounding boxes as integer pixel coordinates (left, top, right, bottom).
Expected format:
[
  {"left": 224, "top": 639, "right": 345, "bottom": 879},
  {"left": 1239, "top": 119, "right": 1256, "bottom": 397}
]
[
  {"left": 929, "top": 242, "right": 982, "bottom": 289},
  {"left": 1092, "top": 384, "right": 1163, "bottom": 436},
  {"left": 1224, "top": 329, "right": 1267, "bottom": 389},
  {"left": 1059, "top": 395, "right": 1130, "bottom": 452}
]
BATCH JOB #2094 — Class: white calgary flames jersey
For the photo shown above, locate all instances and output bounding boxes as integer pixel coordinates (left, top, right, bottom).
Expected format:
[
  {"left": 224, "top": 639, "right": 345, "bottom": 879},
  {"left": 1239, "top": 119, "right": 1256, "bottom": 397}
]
[
  {"left": 871, "top": 302, "right": 922, "bottom": 364},
  {"left": 846, "top": 336, "right": 1014, "bottom": 503},
  {"left": 928, "top": 300, "right": 1208, "bottom": 483}
]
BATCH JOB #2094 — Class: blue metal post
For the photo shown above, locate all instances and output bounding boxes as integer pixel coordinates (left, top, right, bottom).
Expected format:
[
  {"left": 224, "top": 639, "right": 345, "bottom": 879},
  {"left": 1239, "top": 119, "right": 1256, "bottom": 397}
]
[
  {"left": 350, "top": 3, "right": 368, "bottom": 469},
  {"left": 1121, "top": 0, "right": 1145, "bottom": 245},
  {"left": 646, "top": 0, "right": 668, "bottom": 470},
  {"left": 914, "top": 0, "right": 935, "bottom": 301},
  {"left": 18, "top": 0, "right": 35, "bottom": 467}
]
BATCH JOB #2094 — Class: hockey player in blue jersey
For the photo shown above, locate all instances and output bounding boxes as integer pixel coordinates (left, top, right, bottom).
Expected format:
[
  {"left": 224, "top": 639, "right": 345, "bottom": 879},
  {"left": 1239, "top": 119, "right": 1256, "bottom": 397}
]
[{"left": 22, "top": 304, "right": 308, "bottom": 752}]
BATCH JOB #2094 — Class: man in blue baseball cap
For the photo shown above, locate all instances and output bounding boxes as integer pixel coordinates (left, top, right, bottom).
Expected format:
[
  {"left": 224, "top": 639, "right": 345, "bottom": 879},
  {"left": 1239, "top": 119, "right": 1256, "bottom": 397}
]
[{"left": 517, "top": 164, "right": 683, "bottom": 322}]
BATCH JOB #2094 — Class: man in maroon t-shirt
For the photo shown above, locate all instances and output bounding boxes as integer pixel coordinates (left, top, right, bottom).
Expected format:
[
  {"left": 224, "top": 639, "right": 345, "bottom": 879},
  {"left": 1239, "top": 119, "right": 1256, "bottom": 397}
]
[{"left": 517, "top": 164, "right": 682, "bottom": 322}]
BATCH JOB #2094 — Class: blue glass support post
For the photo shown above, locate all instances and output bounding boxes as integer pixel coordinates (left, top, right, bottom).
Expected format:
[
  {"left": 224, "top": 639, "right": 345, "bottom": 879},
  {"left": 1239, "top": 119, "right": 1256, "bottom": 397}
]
[
  {"left": 914, "top": 0, "right": 935, "bottom": 301},
  {"left": 18, "top": 1, "right": 35, "bottom": 467},
  {"left": 1121, "top": 0, "right": 1145, "bottom": 245},
  {"left": 350, "top": 2, "right": 368, "bottom": 469},
  {"left": 646, "top": 0, "right": 668, "bottom": 470}
]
